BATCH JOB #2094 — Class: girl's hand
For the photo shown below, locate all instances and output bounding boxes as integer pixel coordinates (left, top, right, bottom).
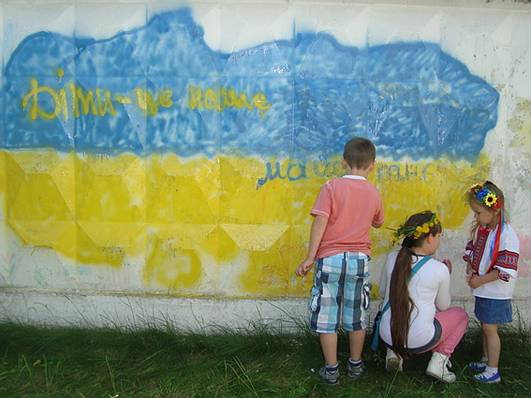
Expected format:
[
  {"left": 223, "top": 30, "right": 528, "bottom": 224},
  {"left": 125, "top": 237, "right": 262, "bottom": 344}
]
[
  {"left": 465, "top": 263, "right": 473, "bottom": 282},
  {"left": 442, "top": 258, "right": 452, "bottom": 274},
  {"left": 296, "top": 258, "right": 314, "bottom": 277},
  {"left": 468, "top": 274, "right": 482, "bottom": 289}
]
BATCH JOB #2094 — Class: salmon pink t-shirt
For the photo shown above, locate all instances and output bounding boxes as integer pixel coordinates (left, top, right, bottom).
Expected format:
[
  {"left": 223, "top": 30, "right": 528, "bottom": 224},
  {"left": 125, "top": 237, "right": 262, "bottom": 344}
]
[{"left": 311, "top": 175, "right": 384, "bottom": 258}]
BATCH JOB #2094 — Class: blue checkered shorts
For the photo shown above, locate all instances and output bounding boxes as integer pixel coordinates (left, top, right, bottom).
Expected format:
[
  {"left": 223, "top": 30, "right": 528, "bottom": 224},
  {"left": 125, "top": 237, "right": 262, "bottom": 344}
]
[{"left": 309, "top": 252, "right": 371, "bottom": 333}]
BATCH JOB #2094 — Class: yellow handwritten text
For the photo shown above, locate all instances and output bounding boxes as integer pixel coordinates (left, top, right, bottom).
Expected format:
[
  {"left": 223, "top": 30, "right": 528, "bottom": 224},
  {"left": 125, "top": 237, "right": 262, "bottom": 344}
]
[
  {"left": 20, "top": 76, "right": 272, "bottom": 121},
  {"left": 21, "top": 77, "right": 173, "bottom": 121},
  {"left": 187, "top": 84, "right": 272, "bottom": 117}
]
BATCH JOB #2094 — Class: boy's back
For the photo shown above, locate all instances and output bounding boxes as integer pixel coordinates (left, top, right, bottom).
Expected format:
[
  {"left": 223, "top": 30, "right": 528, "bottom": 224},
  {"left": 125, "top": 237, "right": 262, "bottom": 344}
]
[
  {"left": 295, "top": 137, "right": 383, "bottom": 385},
  {"left": 312, "top": 175, "right": 383, "bottom": 259}
]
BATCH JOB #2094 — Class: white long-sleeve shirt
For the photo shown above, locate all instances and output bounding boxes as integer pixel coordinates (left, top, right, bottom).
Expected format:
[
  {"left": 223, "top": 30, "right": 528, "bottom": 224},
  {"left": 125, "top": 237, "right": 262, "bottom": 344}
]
[
  {"left": 379, "top": 251, "right": 451, "bottom": 349},
  {"left": 464, "top": 223, "right": 519, "bottom": 299}
]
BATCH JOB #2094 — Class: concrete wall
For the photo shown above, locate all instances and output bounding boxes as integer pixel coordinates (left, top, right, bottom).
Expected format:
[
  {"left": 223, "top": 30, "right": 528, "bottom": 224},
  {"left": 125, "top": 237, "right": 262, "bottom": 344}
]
[{"left": 1, "top": 0, "right": 530, "bottom": 330}]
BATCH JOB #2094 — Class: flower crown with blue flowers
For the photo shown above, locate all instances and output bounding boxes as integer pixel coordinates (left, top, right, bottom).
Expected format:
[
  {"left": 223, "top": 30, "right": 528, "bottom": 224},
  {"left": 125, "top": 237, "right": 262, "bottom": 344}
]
[{"left": 469, "top": 182, "right": 503, "bottom": 209}]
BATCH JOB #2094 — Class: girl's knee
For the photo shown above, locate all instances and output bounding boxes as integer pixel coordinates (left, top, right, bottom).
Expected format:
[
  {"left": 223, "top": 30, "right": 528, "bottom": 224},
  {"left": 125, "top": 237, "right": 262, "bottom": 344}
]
[
  {"left": 454, "top": 307, "right": 468, "bottom": 318},
  {"left": 450, "top": 307, "right": 469, "bottom": 322}
]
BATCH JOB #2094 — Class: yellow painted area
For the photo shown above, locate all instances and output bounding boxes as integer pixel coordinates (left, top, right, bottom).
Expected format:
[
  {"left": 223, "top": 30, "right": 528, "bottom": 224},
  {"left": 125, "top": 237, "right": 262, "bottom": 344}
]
[
  {"left": 372, "top": 156, "right": 490, "bottom": 256},
  {"left": 144, "top": 227, "right": 204, "bottom": 291},
  {"left": 0, "top": 150, "right": 489, "bottom": 296},
  {"left": 509, "top": 99, "right": 531, "bottom": 155}
]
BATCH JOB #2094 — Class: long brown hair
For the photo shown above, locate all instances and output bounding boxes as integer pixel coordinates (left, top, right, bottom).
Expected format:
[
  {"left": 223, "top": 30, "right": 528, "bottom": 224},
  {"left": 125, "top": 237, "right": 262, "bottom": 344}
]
[{"left": 389, "top": 211, "right": 442, "bottom": 359}]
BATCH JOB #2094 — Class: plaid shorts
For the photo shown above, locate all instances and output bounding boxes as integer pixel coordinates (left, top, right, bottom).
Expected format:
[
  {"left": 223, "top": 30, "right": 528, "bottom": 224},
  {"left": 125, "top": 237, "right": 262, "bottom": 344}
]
[{"left": 309, "top": 252, "right": 370, "bottom": 333}]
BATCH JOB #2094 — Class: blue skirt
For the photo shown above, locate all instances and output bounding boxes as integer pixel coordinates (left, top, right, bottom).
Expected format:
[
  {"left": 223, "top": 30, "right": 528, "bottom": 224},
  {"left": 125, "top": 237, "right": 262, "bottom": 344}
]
[{"left": 474, "top": 296, "right": 512, "bottom": 324}]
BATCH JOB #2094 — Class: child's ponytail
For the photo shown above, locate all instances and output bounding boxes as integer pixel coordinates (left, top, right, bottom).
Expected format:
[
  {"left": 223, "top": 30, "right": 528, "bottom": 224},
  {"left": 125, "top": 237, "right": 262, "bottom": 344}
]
[{"left": 389, "top": 245, "right": 414, "bottom": 359}]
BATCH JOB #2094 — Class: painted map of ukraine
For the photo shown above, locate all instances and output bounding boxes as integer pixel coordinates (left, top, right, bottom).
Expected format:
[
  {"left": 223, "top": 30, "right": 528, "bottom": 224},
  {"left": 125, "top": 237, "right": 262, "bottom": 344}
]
[{"left": 0, "top": 8, "right": 499, "bottom": 295}]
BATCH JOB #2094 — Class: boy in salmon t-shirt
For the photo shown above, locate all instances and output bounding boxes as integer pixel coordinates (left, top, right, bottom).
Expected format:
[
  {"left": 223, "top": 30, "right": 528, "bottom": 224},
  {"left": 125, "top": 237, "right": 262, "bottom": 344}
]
[{"left": 296, "top": 137, "right": 384, "bottom": 385}]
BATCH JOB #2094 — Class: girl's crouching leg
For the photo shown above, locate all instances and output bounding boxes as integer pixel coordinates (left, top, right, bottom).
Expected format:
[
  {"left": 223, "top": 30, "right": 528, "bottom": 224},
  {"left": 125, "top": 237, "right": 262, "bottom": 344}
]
[{"left": 432, "top": 307, "right": 469, "bottom": 357}]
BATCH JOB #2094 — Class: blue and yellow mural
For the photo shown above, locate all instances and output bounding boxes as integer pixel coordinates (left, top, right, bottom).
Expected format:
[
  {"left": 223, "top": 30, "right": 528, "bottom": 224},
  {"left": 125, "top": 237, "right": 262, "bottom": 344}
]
[{"left": 1, "top": 8, "right": 500, "bottom": 296}]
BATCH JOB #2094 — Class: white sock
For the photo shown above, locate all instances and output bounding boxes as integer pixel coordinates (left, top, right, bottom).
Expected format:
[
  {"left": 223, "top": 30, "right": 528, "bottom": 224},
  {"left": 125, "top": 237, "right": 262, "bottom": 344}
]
[{"left": 484, "top": 366, "right": 498, "bottom": 376}]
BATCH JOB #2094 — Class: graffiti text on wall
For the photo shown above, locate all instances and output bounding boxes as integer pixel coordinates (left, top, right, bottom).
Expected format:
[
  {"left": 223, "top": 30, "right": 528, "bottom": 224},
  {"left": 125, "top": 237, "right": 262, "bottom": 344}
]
[
  {"left": 21, "top": 69, "right": 272, "bottom": 121},
  {"left": 257, "top": 160, "right": 436, "bottom": 188}
]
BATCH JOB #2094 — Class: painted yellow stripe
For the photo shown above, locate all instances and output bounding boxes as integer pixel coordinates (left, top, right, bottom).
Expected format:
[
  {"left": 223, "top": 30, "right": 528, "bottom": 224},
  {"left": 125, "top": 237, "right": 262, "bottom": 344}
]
[{"left": 0, "top": 150, "right": 489, "bottom": 296}]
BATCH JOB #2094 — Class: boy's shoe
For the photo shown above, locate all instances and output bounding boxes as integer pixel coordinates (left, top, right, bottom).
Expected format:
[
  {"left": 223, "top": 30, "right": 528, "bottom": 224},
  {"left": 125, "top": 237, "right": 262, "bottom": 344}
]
[
  {"left": 473, "top": 371, "right": 501, "bottom": 384},
  {"left": 347, "top": 359, "right": 364, "bottom": 380},
  {"left": 468, "top": 361, "right": 487, "bottom": 373},
  {"left": 385, "top": 349, "right": 403, "bottom": 372},
  {"left": 319, "top": 366, "right": 339, "bottom": 385}
]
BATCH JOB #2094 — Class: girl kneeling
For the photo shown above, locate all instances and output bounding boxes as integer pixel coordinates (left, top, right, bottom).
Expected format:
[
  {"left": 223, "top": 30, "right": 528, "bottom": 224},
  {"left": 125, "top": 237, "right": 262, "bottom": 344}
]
[{"left": 379, "top": 211, "right": 468, "bottom": 383}]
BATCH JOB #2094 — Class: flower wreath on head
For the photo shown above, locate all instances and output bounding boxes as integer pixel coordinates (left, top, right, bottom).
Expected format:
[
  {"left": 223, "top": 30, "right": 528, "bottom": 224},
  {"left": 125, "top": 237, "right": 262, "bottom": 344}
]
[
  {"left": 389, "top": 212, "right": 440, "bottom": 245},
  {"left": 469, "top": 183, "right": 503, "bottom": 209}
]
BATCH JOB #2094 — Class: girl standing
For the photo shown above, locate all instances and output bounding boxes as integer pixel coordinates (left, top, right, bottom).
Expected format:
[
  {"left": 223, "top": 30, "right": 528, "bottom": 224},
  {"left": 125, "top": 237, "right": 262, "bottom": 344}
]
[{"left": 464, "top": 181, "right": 520, "bottom": 383}]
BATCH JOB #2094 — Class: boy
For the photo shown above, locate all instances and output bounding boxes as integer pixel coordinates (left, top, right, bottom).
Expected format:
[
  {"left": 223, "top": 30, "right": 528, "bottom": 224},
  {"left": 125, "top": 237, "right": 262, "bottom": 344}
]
[{"left": 296, "top": 137, "right": 384, "bottom": 385}]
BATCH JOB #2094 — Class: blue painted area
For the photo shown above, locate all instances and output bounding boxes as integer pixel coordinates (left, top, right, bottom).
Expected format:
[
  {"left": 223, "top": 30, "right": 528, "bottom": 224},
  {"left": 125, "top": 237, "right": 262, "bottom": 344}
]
[{"left": 2, "top": 8, "right": 499, "bottom": 161}]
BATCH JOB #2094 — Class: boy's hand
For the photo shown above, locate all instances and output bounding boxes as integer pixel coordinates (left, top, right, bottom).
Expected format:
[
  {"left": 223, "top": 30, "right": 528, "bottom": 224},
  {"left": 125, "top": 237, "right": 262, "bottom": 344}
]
[
  {"left": 442, "top": 258, "right": 452, "bottom": 274},
  {"left": 296, "top": 258, "right": 314, "bottom": 277}
]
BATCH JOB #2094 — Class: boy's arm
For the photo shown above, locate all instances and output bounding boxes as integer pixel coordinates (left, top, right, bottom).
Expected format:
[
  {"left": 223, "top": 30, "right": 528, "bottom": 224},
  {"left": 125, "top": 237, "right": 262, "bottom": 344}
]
[
  {"left": 296, "top": 215, "right": 328, "bottom": 276},
  {"left": 371, "top": 194, "right": 384, "bottom": 228}
]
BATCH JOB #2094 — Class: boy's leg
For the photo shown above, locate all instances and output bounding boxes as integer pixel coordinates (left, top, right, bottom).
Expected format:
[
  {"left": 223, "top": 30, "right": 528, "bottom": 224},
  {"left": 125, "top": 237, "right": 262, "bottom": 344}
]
[
  {"left": 342, "top": 253, "right": 369, "bottom": 380},
  {"left": 308, "top": 254, "right": 344, "bottom": 384},
  {"left": 320, "top": 332, "right": 338, "bottom": 365},
  {"left": 348, "top": 329, "right": 365, "bottom": 361},
  {"left": 343, "top": 253, "right": 369, "bottom": 359},
  {"left": 346, "top": 330, "right": 365, "bottom": 379},
  {"left": 319, "top": 332, "right": 340, "bottom": 385}
]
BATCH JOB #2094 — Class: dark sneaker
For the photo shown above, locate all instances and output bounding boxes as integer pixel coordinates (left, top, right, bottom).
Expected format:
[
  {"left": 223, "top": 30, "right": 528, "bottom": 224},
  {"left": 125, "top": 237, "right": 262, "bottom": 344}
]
[
  {"left": 319, "top": 366, "right": 339, "bottom": 385},
  {"left": 347, "top": 360, "right": 364, "bottom": 380}
]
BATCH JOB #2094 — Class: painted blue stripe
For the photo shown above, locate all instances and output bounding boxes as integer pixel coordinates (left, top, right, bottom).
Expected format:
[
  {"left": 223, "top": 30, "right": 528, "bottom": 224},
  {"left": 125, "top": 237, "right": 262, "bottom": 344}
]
[{"left": 1, "top": 8, "right": 499, "bottom": 161}]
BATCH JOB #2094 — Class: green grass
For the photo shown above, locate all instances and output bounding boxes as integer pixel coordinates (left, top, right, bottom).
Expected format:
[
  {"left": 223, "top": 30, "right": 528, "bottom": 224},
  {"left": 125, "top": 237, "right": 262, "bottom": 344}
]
[{"left": 0, "top": 320, "right": 530, "bottom": 397}]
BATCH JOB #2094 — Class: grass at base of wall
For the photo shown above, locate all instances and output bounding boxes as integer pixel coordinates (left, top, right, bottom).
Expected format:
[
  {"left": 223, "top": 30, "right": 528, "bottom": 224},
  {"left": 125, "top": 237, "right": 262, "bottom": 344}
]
[{"left": 0, "top": 320, "right": 530, "bottom": 397}]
